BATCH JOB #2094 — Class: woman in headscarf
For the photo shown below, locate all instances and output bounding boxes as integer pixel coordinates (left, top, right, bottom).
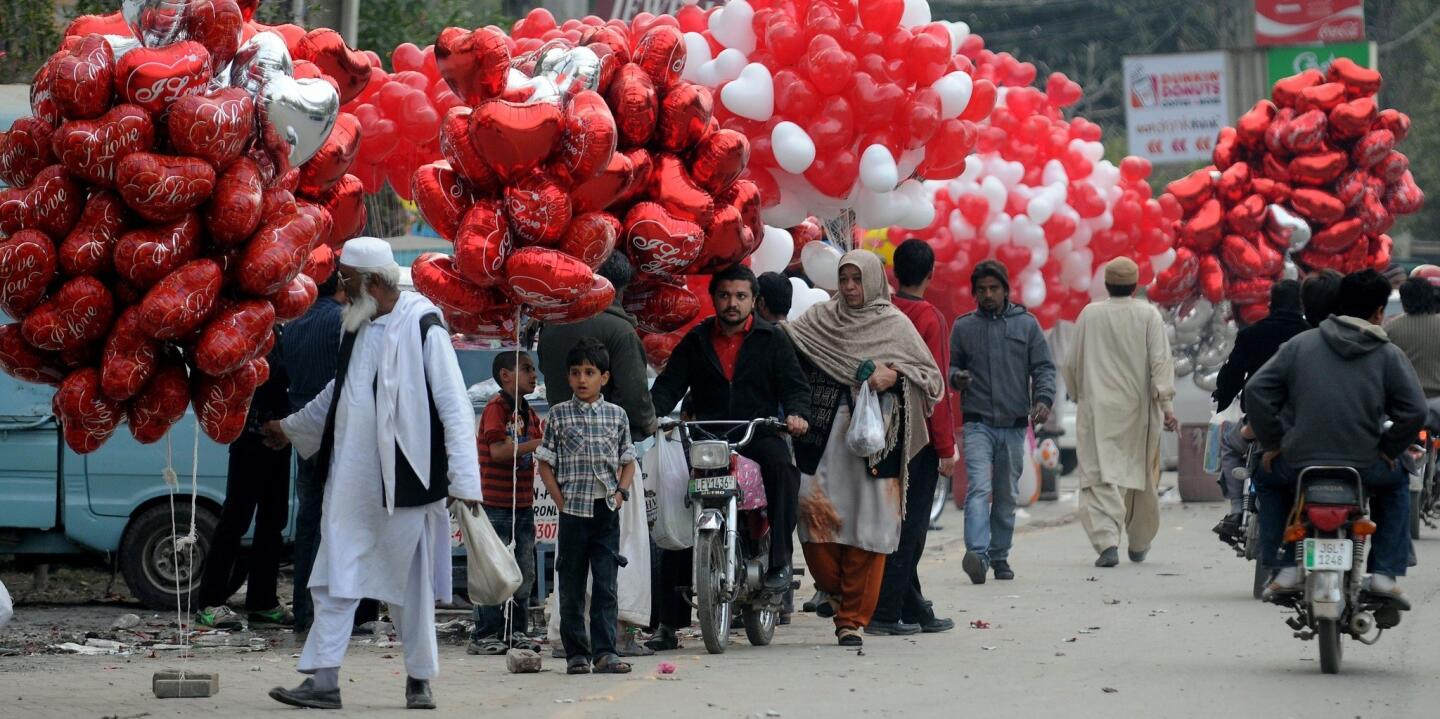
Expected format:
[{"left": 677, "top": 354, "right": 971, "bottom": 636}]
[{"left": 783, "top": 250, "right": 944, "bottom": 646}]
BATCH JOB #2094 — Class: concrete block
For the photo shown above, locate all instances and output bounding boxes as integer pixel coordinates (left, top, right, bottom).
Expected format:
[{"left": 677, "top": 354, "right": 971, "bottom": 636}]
[
  {"left": 153, "top": 670, "right": 219, "bottom": 698},
  {"left": 506, "top": 648, "right": 542, "bottom": 673}
]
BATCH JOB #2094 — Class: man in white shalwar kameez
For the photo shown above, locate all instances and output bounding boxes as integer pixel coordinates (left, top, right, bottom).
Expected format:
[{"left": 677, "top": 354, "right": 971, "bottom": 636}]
[
  {"left": 1062, "top": 258, "right": 1179, "bottom": 568},
  {"left": 262, "top": 238, "right": 481, "bottom": 710}
]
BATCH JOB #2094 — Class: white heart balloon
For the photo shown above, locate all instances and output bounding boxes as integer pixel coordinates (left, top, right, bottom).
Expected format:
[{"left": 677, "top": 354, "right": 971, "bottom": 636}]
[
  {"left": 680, "top": 32, "right": 712, "bottom": 82},
  {"left": 801, "top": 241, "right": 843, "bottom": 291},
  {"left": 750, "top": 225, "right": 794, "bottom": 274},
  {"left": 708, "top": 0, "right": 757, "bottom": 54},
  {"left": 900, "top": 0, "right": 932, "bottom": 28},
  {"left": 720, "top": 62, "right": 774, "bottom": 121},
  {"left": 771, "top": 121, "right": 815, "bottom": 174},
  {"left": 932, "top": 72, "right": 974, "bottom": 120},
  {"left": 1150, "top": 248, "right": 1177, "bottom": 274},
  {"left": 959, "top": 155, "right": 984, "bottom": 184},
  {"left": 896, "top": 180, "right": 935, "bottom": 230},
  {"left": 980, "top": 176, "right": 1007, "bottom": 213},
  {"left": 855, "top": 187, "right": 904, "bottom": 228},
  {"left": 859, "top": 144, "right": 899, "bottom": 193}
]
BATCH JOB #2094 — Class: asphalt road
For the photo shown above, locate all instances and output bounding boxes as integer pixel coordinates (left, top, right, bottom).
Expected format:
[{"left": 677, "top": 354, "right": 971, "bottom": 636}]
[{"left": 3, "top": 496, "right": 1437, "bottom": 718}]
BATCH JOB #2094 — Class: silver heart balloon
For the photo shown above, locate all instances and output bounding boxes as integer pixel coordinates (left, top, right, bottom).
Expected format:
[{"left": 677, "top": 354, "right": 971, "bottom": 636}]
[
  {"left": 1266, "top": 204, "right": 1312, "bottom": 252},
  {"left": 229, "top": 31, "right": 294, "bottom": 96},
  {"left": 528, "top": 40, "right": 572, "bottom": 77},
  {"left": 548, "top": 47, "right": 604, "bottom": 97},
  {"left": 1193, "top": 369, "right": 1219, "bottom": 392},
  {"left": 1174, "top": 354, "right": 1195, "bottom": 378},
  {"left": 122, "top": 0, "right": 190, "bottom": 49},
  {"left": 103, "top": 34, "right": 142, "bottom": 62},
  {"left": 1282, "top": 258, "right": 1300, "bottom": 280},
  {"left": 507, "top": 75, "right": 562, "bottom": 107},
  {"left": 258, "top": 74, "right": 339, "bottom": 166},
  {"left": 1173, "top": 297, "right": 1213, "bottom": 334}
]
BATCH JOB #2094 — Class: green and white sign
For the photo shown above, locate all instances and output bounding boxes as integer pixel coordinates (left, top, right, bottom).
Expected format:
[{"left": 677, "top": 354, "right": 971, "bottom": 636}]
[{"left": 1267, "top": 42, "right": 1376, "bottom": 86}]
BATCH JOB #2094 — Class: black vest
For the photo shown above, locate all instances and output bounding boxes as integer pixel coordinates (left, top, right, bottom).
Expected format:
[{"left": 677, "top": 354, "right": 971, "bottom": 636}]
[{"left": 313, "top": 313, "right": 451, "bottom": 508}]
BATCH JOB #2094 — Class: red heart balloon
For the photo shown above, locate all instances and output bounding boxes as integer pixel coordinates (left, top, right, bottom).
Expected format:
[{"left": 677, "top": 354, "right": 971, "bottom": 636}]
[
  {"left": 1219, "top": 235, "right": 1264, "bottom": 280},
  {"left": 114, "top": 212, "right": 201, "bottom": 288},
  {"left": 193, "top": 360, "right": 261, "bottom": 444},
  {"left": 22, "top": 275, "right": 115, "bottom": 351},
  {"left": 139, "top": 258, "right": 223, "bottom": 340},
  {"left": 657, "top": 84, "right": 713, "bottom": 153},
  {"left": 528, "top": 275, "right": 615, "bottom": 323},
  {"left": 295, "top": 28, "right": 372, "bottom": 105},
  {"left": 204, "top": 156, "right": 264, "bottom": 247},
  {"left": 623, "top": 280, "right": 700, "bottom": 333},
  {"left": 0, "top": 229, "right": 59, "bottom": 319},
  {"left": 1373, "top": 150, "right": 1409, "bottom": 185},
  {"left": 624, "top": 201, "right": 703, "bottom": 278},
  {"left": 469, "top": 99, "right": 563, "bottom": 184},
  {"left": 633, "top": 26, "right": 685, "bottom": 90},
  {"left": 0, "top": 322, "right": 66, "bottom": 385},
  {"left": 1272, "top": 69, "right": 1323, "bottom": 109},
  {"left": 301, "top": 244, "right": 336, "bottom": 284},
  {"left": 412, "top": 161, "right": 480, "bottom": 242},
  {"left": 315, "top": 174, "right": 366, "bottom": 248},
  {"left": 454, "top": 200, "right": 513, "bottom": 287},
  {"left": 716, "top": 177, "right": 763, "bottom": 242},
  {"left": 50, "top": 33, "right": 115, "bottom": 120},
  {"left": 505, "top": 172, "right": 573, "bottom": 246},
  {"left": 168, "top": 88, "right": 256, "bottom": 169},
  {"left": 1288, "top": 151, "right": 1347, "bottom": 187},
  {"left": 803, "top": 146, "right": 860, "bottom": 199},
  {"left": 571, "top": 152, "right": 634, "bottom": 214},
  {"left": 1290, "top": 188, "right": 1346, "bottom": 225},
  {"left": 412, "top": 252, "right": 511, "bottom": 315},
  {"left": 238, "top": 204, "right": 329, "bottom": 296},
  {"left": 55, "top": 367, "right": 124, "bottom": 453},
  {"left": 0, "top": 116, "right": 57, "bottom": 187},
  {"left": 505, "top": 247, "right": 595, "bottom": 307},
  {"left": 1179, "top": 199, "right": 1224, "bottom": 253},
  {"left": 100, "top": 305, "right": 161, "bottom": 401},
  {"left": 114, "top": 41, "right": 211, "bottom": 115},
  {"left": 649, "top": 153, "right": 714, "bottom": 224},
  {"left": 689, "top": 129, "right": 748, "bottom": 195},
  {"left": 270, "top": 273, "right": 317, "bottom": 321},
  {"left": 297, "top": 111, "right": 360, "bottom": 196},
  {"left": 557, "top": 212, "right": 618, "bottom": 270},
  {"left": 64, "top": 12, "right": 131, "bottom": 38},
  {"left": 196, "top": 299, "right": 277, "bottom": 376},
  {"left": 184, "top": 0, "right": 244, "bottom": 72},
  {"left": 689, "top": 204, "right": 747, "bottom": 273},
  {"left": 30, "top": 50, "right": 65, "bottom": 127},
  {"left": 435, "top": 26, "right": 510, "bottom": 106},
  {"left": 126, "top": 362, "right": 190, "bottom": 444},
  {"left": 606, "top": 64, "right": 658, "bottom": 149},
  {"left": 51, "top": 104, "right": 155, "bottom": 188},
  {"left": 1, "top": 165, "right": 85, "bottom": 238},
  {"left": 60, "top": 190, "right": 128, "bottom": 278},
  {"left": 550, "top": 90, "right": 618, "bottom": 187},
  {"left": 116, "top": 152, "right": 216, "bottom": 222},
  {"left": 439, "top": 107, "right": 501, "bottom": 193}
]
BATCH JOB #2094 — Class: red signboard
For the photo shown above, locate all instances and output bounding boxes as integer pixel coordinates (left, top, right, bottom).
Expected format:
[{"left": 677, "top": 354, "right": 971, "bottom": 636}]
[{"left": 1255, "top": 0, "right": 1365, "bottom": 46}]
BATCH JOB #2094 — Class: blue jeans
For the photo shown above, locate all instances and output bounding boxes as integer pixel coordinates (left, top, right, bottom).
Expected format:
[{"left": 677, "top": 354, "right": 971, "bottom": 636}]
[
  {"left": 963, "top": 423, "right": 1026, "bottom": 564},
  {"left": 471, "top": 506, "right": 537, "bottom": 640},
  {"left": 1256, "top": 457, "right": 1409, "bottom": 576}
]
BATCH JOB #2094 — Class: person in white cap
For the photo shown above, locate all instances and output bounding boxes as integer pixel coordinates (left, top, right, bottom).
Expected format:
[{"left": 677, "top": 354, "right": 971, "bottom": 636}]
[{"left": 260, "top": 237, "right": 482, "bottom": 710}]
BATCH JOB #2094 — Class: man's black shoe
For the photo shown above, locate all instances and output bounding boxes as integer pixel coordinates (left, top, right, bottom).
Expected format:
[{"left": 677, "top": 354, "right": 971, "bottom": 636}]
[
  {"left": 962, "top": 551, "right": 987, "bottom": 584},
  {"left": 992, "top": 560, "right": 1015, "bottom": 580},
  {"left": 763, "top": 567, "right": 790, "bottom": 593},
  {"left": 269, "top": 679, "right": 341, "bottom": 710},
  {"left": 1212, "top": 513, "right": 1243, "bottom": 541},
  {"left": 1095, "top": 546, "right": 1119, "bottom": 567},
  {"left": 405, "top": 677, "right": 435, "bottom": 710},
  {"left": 919, "top": 616, "right": 955, "bottom": 633},
  {"left": 644, "top": 626, "right": 681, "bottom": 651},
  {"left": 865, "top": 620, "right": 920, "bottom": 636}
]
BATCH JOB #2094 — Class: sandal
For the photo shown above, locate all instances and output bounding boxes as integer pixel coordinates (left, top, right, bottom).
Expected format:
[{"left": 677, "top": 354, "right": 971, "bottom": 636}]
[
  {"left": 508, "top": 633, "right": 543, "bottom": 653},
  {"left": 592, "top": 655, "right": 632, "bottom": 674},
  {"left": 467, "top": 638, "right": 510, "bottom": 656},
  {"left": 837, "top": 628, "right": 863, "bottom": 647},
  {"left": 566, "top": 657, "right": 591, "bottom": 675}
]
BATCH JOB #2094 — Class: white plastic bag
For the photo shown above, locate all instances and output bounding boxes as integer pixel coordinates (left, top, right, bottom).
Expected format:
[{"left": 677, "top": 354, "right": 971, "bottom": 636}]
[
  {"left": 647, "top": 430, "right": 693, "bottom": 550},
  {"left": 1203, "top": 401, "right": 1243, "bottom": 475},
  {"left": 846, "top": 383, "right": 887, "bottom": 457},
  {"left": 617, "top": 462, "right": 652, "bottom": 626},
  {"left": 454, "top": 505, "right": 523, "bottom": 606},
  {"left": 0, "top": 579, "right": 12, "bottom": 628}
]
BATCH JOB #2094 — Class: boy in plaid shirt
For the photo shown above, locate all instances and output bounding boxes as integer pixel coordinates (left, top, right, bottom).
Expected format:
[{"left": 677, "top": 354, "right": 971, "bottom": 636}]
[{"left": 536, "top": 338, "right": 637, "bottom": 674}]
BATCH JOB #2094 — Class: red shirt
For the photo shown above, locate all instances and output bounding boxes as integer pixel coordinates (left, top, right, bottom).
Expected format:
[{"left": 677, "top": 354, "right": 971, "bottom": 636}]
[
  {"left": 892, "top": 292, "right": 956, "bottom": 458},
  {"left": 478, "top": 392, "right": 541, "bottom": 509},
  {"left": 710, "top": 315, "right": 753, "bottom": 381}
]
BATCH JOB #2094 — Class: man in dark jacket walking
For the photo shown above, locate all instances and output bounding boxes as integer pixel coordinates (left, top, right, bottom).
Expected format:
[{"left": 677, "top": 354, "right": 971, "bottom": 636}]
[
  {"left": 950, "top": 260, "right": 1056, "bottom": 584},
  {"left": 1247, "top": 270, "right": 1426, "bottom": 604},
  {"left": 1210, "top": 280, "right": 1309, "bottom": 540},
  {"left": 645, "top": 264, "right": 811, "bottom": 649}
]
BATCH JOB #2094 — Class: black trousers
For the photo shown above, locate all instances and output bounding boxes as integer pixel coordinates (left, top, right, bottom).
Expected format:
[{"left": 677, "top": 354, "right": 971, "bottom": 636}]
[
  {"left": 198, "top": 437, "right": 291, "bottom": 611},
  {"left": 742, "top": 434, "right": 801, "bottom": 571},
  {"left": 558, "top": 499, "right": 621, "bottom": 661},
  {"left": 872, "top": 445, "right": 939, "bottom": 624}
]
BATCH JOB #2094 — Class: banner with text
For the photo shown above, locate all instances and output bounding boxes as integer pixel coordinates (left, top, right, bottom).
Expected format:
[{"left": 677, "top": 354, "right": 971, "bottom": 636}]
[
  {"left": 1266, "top": 41, "right": 1376, "bottom": 86},
  {"left": 1256, "top": 0, "right": 1364, "bottom": 47},
  {"left": 1123, "top": 52, "right": 1229, "bottom": 165}
]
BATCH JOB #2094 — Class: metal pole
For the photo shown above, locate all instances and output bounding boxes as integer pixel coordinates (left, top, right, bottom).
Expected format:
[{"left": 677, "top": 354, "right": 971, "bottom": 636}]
[{"left": 341, "top": 0, "right": 359, "bottom": 48}]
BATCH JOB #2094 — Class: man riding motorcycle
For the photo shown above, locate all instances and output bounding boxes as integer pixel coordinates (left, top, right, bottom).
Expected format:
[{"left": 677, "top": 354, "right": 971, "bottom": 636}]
[
  {"left": 1245, "top": 270, "right": 1427, "bottom": 605},
  {"left": 646, "top": 264, "right": 811, "bottom": 649}
]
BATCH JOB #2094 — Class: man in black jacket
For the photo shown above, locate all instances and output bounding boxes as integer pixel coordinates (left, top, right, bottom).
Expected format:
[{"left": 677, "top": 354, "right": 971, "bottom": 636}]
[
  {"left": 645, "top": 264, "right": 811, "bottom": 649},
  {"left": 1211, "top": 281, "right": 1310, "bottom": 540}
]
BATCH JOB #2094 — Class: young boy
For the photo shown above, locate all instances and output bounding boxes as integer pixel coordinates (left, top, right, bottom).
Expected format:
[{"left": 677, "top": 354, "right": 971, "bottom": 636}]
[
  {"left": 536, "top": 338, "right": 637, "bottom": 675},
  {"left": 468, "top": 351, "right": 543, "bottom": 656}
]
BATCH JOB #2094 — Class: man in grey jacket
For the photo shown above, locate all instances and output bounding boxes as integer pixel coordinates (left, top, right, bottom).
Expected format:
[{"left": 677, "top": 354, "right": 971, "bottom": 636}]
[
  {"left": 949, "top": 260, "right": 1056, "bottom": 584},
  {"left": 537, "top": 253, "right": 658, "bottom": 442},
  {"left": 1247, "top": 270, "right": 1426, "bottom": 604}
]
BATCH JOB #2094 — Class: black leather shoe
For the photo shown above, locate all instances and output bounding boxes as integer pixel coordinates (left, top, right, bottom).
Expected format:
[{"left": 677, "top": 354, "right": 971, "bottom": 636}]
[
  {"left": 1095, "top": 547, "right": 1119, "bottom": 567},
  {"left": 920, "top": 616, "right": 956, "bottom": 633},
  {"left": 1212, "top": 513, "right": 1242, "bottom": 539},
  {"left": 865, "top": 620, "right": 921, "bottom": 635},
  {"left": 1128, "top": 548, "right": 1149, "bottom": 563},
  {"left": 269, "top": 679, "right": 341, "bottom": 710},
  {"left": 406, "top": 677, "right": 435, "bottom": 710},
  {"left": 962, "top": 551, "right": 988, "bottom": 585},
  {"left": 644, "top": 626, "right": 681, "bottom": 651},
  {"left": 763, "top": 567, "right": 791, "bottom": 592},
  {"left": 992, "top": 560, "right": 1015, "bottom": 580}
]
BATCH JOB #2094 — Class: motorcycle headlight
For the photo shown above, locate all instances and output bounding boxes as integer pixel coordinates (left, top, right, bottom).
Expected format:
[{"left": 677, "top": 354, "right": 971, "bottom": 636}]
[{"left": 688, "top": 441, "right": 730, "bottom": 470}]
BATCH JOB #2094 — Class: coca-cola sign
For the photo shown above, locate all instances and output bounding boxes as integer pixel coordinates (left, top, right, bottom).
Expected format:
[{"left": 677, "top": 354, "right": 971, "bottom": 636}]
[{"left": 1256, "top": 0, "right": 1365, "bottom": 47}]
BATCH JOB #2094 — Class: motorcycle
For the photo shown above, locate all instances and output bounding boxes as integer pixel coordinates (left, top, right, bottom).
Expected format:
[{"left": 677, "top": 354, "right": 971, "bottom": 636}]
[
  {"left": 659, "top": 417, "right": 790, "bottom": 654},
  {"left": 1410, "top": 427, "right": 1438, "bottom": 539},
  {"left": 1269, "top": 465, "right": 1405, "bottom": 674}
]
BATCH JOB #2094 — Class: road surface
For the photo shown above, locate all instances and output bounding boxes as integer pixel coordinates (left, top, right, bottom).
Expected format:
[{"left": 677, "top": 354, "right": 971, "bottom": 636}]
[{"left": 2, "top": 495, "right": 1436, "bottom": 718}]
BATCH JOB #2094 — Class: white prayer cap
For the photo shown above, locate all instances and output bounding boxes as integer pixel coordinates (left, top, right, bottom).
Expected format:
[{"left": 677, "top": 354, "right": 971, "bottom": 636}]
[{"left": 339, "top": 236, "right": 397, "bottom": 271}]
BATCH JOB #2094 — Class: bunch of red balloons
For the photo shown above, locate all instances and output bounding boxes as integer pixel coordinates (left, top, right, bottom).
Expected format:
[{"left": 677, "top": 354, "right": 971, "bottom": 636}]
[
  {"left": 898, "top": 35, "right": 1174, "bottom": 329},
  {"left": 1152, "top": 59, "right": 1424, "bottom": 323},
  {"left": 343, "top": 43, "right": 463, "bottom": 198},
  {"left": 407, "top": 15, "right": 763, "bottom": 340},
  {"left": 0, "top": 3, "right": 368, "bottom": 453}
]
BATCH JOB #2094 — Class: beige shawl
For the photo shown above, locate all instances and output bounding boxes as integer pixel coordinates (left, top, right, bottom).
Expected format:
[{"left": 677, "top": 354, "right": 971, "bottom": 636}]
[{"left": 784, "top": 250, "right": 944, "bottom": 465}]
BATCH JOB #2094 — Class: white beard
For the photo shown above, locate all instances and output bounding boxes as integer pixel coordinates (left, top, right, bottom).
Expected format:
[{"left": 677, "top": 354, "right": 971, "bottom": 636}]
[{"left": 342, "top": 289, "right": 378, "bottom": 332}]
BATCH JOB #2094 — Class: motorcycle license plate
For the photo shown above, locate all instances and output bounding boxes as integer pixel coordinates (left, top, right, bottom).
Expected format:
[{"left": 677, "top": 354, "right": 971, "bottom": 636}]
[
  {"left": 692, "top": 475, "right": 737, "bottom": 496},
  {"left": 1303, "top": 538, "right": 1353, "bottom": 571}
]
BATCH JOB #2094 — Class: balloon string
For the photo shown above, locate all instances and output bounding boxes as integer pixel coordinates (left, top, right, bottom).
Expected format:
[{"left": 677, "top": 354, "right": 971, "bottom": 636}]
[{"left": 503, "top": 306, "right": 522, "bottom": 643}]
